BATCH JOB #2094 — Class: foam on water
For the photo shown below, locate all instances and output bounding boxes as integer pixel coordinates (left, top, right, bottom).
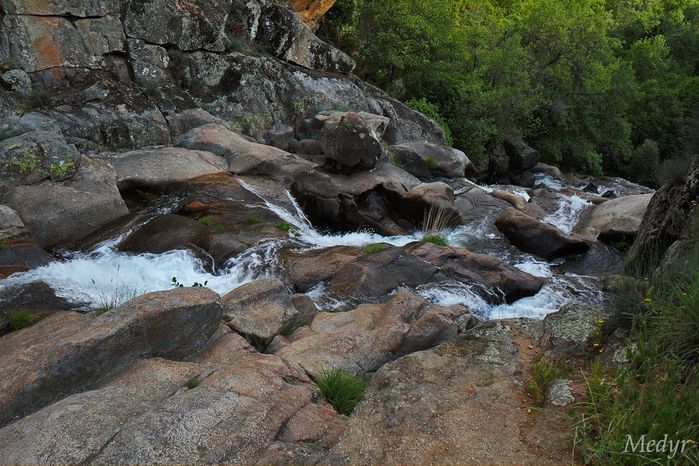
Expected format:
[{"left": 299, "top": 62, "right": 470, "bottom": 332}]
[
  {"left": 418, "top": 273, "right": 604, "bottom": 320},
  {"left": 0, "top": 235, "right": 284, "bottom": 309},
  {"left": 542, "top": 194, "right": 592, "bottom": 234},
  {"left": 239, "top": 179, "right": 422, "bottom": 248}
]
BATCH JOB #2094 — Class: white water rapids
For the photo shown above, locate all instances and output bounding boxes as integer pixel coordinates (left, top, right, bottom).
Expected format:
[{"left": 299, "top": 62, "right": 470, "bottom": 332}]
[{"left": 0, "top": 176, "right": 604, "bottom": 318}]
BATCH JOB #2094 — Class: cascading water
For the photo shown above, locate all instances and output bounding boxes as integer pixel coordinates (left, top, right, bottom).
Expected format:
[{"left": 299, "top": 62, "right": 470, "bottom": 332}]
[{"left": 1, "top": 175, "right": 606, "bottom": 318}]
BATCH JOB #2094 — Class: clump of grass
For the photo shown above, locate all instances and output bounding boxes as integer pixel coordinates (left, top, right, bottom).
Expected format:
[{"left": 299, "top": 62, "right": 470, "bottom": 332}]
[
  {"left": 186, "top": 377, "right": 201, "bottom": 389},
  {"left": 9, "top": 309, "right": 35, "bottom": 331},
  {"left": 525, "top": 355, "right": 563, "bottom": 405},
  {"left": 422, "top": 234, "right": 449, "bottom": 247},
  {"left": 575, "top": 242, "right": 699, "bottom": 464},
  {"left": 200, "top": 215, "right": 225, "bottom": 232},
  {"left": 276, "top": 221, "right": 292, "bottom": 232},
  {"left": 425, "top": 155, "right": 438, "bottom": 169},
  {"left": 421, "top": 204, "right": 459, "bottom": 234},
  {"left": 315, "top": 368, "right": 366, "bottom": 416},
  {"left": 243, "top": 214, "right": 260, "bottom": 224},
  {"left": 199, "top": 215, "right": 215, "bottom": 227},
  {"left": 361, "top": 243, "right": 389, "bottom": 254}
]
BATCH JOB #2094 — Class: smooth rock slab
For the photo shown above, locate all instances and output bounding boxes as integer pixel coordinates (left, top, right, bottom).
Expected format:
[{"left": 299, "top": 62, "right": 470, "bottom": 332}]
[
  {"left": 573, "top": 193, "right": 653, "bottom": 242},
  {"left": 270, "top": 290, "right": 473, "bottom": 377},
  {"left": 109, "top": 146, "right": 228, "bottom": 190},
  {"left": 176, "top": 124, "right": 315, "bottom": 181},
  {"left": 0, "top": 288, "right": 222, "bottom": 426}
]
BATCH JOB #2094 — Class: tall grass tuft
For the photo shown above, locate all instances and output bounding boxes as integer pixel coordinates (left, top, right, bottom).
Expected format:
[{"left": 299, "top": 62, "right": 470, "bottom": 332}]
[
  {"left": 575, "top": 240, "right": 699, "bottom": 464},
  {"left": 315, "top": 368, "right": 366, "bottom": 416}
]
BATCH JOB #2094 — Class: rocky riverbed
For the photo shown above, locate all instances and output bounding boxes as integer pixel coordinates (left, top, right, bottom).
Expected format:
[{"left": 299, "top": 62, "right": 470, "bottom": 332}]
[{"left": 0, "top": 0, "right": 666, "bottom": 463}]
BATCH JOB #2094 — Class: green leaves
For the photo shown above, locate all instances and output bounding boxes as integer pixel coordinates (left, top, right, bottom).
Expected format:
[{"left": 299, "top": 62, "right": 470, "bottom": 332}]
[{"left": 329, "top": 0, "right": 698, "bottom": 182}]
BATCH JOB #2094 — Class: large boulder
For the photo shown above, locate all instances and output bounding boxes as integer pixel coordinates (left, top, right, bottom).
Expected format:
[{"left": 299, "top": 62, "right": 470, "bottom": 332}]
[
  {"left": 270, "top": 290, "right": 474, "bottom": 377},
  {"left": 573, "top": 193, "right": 653, "bottom": 242},
  {"left": 319, "top": 112, "right": 382, "bottom": 173},
  {"left": 389, "top": 141, "right": 475, "bottom": 179},
  {"left": 3, "top": 157, "right": 128, "bottom": 248},
  {"left": 109, "top": 146, "right": 228, "bottom": 190},
  {"left": 327, "top": 247, "right": 438, "bottom": 300},
  {"left": 324, "top": 320, "right": 569, "bottom": 464},
  {"left": 495, "top": 207, "right": 590, "bottom": 260},
  {"left": 0, "top": 288, "right": 222, "bottom": 426},
  {"left": 0, "top": 131, "right": 81, "bottom": 196},
  {"left": 488, "top": 136, "right": 539, "bottom": 179}
]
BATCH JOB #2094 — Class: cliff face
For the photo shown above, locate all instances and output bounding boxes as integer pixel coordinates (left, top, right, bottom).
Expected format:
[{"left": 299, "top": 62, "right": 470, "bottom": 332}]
[{"left": 0, "top": 0, "right": 445, "bottom": 151}]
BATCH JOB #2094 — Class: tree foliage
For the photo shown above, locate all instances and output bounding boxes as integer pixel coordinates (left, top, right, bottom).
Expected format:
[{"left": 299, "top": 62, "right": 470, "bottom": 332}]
[{"left": 319, "top": 0, "right": 699, "bottom": 183}]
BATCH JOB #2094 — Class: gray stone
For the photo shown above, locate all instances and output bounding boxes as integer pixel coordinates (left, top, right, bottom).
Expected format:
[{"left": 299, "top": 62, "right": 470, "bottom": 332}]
[
  {"left": 390, "top": 141, "right": 474, "bottom": 178},
  {"left": 542, "top": 304, "right": 602, "bottom": 356},
  {"left": 495, "top": 207, "right": 591, "bottom": 260},
  {"left": 127, "top": 39, "right": 171, "bottom": 88},
  {"left": 0, "top": 131, "right": 81, "bottom": 195},
  {"left": 574, "top": 193, "right": 653, "bottom": 242},
  {"left": 0, "top": 205, "right": 25, "bottom": 239},
  {"left": 124, "top": 0, "right": 232, "bottom": 51},
  {"left": 0, "top": 0, "right": 121, "bottom": 16},
  {"left": 0, "top": 69, "right": 31, "bottom": 97},
  {"left": 255, "top": 3, "right": 355, "bottom": 73},
  {"left": 320, "top": 112, "right": 382, "bottom": 173},
  {"left": 4, "top": 157, "right": 128, "bottom": 247},
  {"left": 545, "top": 379, "right": 575, "bottom": 407}
]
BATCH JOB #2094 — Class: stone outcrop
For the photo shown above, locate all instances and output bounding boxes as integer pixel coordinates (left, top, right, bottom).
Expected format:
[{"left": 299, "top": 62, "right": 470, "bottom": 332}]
[
  {"left": 626, "top": 156, "right": 699, "bottom": 273},
  {"left": 324, "top": 320, "right": 570, "bottom": 464}
]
